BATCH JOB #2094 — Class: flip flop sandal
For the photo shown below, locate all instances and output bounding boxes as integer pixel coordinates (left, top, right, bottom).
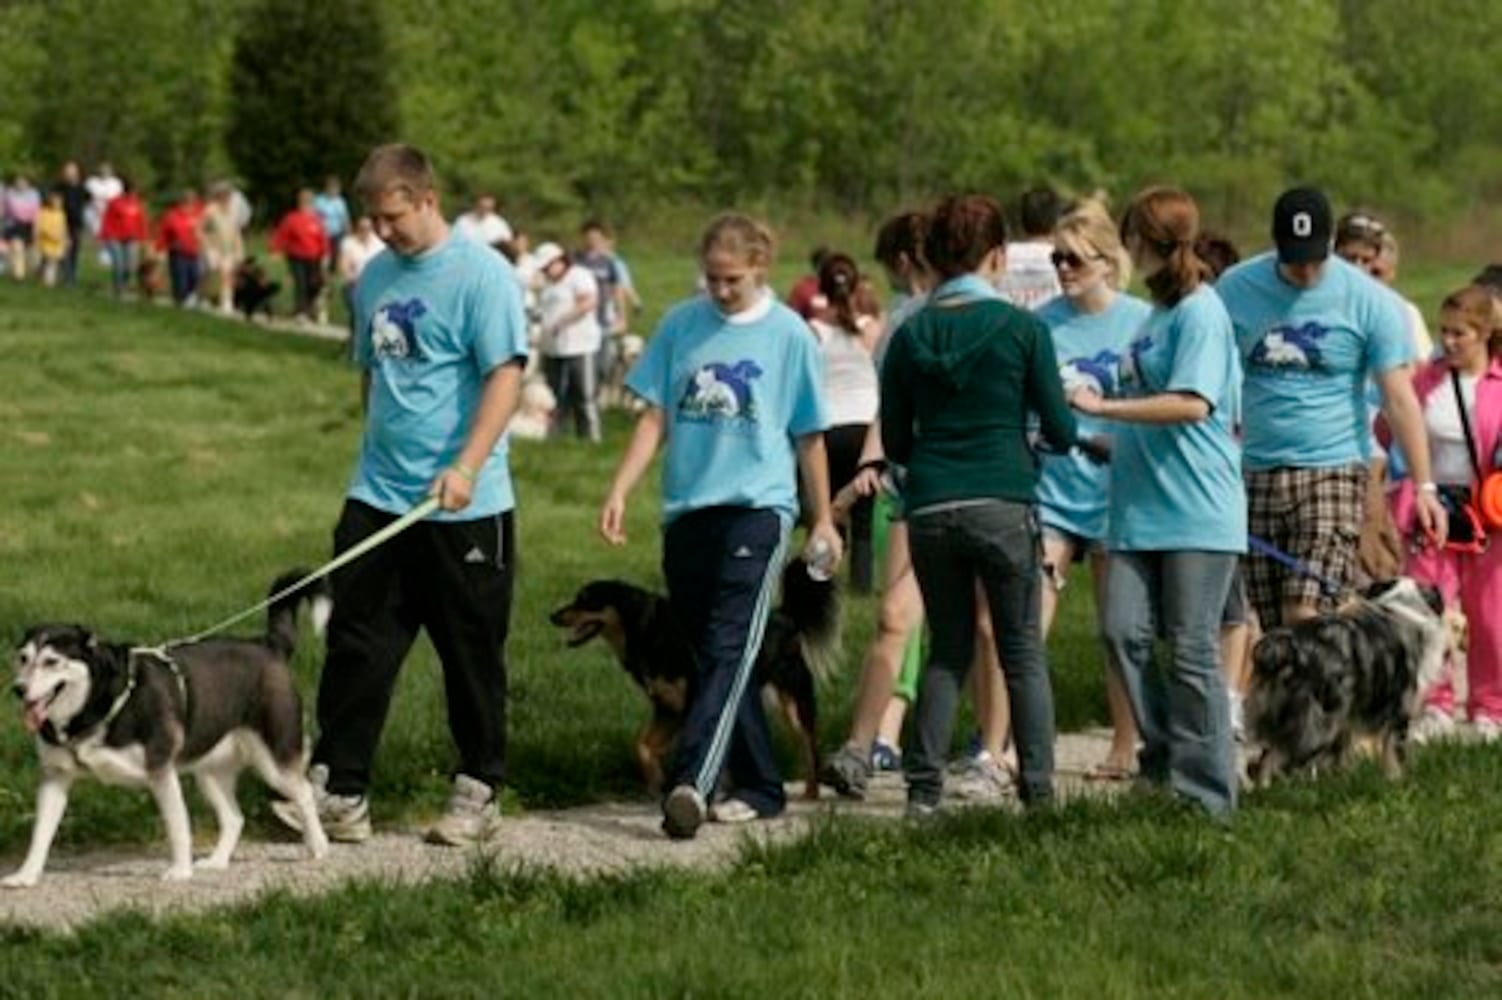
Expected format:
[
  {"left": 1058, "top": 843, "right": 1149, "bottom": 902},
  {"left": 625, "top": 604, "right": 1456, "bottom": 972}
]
[{"left": 1083, "top": 761, "right": 1135, "bottom": 782}]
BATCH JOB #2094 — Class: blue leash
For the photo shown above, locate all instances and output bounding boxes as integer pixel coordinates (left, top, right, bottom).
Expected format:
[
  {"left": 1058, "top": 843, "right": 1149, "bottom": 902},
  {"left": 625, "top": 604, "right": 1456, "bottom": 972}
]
[{"left": 1245, "top": 534, "right": 1348, "bottom": 599}]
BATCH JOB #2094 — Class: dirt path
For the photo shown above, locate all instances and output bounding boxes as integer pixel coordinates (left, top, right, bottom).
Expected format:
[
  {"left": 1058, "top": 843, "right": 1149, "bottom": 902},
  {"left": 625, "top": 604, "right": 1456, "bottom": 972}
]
[{"left": 0, "top": 730, "right": 1154, "bottom": 932}]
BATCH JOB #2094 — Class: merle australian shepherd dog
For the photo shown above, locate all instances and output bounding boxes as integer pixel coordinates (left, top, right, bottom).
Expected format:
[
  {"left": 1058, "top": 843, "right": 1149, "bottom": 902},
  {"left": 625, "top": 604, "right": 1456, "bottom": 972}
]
[
  {"left": 1246, "top": 577, "right": 1450, "bottom": 784},
  {"left": 550, "top": 557, "right": 840, "bottom": 799},
  {"left": 6, "top": 571, "right": 331, "bottom": 888}
]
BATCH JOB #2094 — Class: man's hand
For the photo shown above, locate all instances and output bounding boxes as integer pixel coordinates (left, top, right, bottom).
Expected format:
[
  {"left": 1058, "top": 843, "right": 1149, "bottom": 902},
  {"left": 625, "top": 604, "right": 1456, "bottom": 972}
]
[
  {"left": 600, "top": 491, "right": 628, "bottom": 546},
  {"left": 430, "top": 465, "right": 476, "bottom": 512}
]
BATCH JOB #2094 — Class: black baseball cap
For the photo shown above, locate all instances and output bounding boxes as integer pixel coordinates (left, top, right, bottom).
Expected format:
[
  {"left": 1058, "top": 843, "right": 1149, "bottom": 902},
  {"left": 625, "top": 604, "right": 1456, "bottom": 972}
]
[{"left": 1272, "top": 187, "right": 1332, "bottom": 264}]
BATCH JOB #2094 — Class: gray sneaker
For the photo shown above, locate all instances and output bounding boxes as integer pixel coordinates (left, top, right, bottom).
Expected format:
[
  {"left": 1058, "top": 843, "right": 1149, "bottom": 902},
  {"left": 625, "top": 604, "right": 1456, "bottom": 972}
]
[
  {"left": 271, "top": 764, "right": 371, "bottom": 844},
  {"left": 947, "top": 752, "right": 1015, "bottom": 802},
  {"left": 820, "top": 744, "right": 872, "bottom": 800},
  {"left": 662, "top": 784, "right": 707, "bottom": 840},
  {"left": 425, "top": 774, "right": 499, "bottom": 847}
]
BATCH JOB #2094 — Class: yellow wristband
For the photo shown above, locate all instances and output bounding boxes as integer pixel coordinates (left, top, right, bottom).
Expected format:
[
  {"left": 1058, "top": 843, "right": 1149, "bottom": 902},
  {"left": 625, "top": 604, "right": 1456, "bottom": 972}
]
[{"left": 452, "top": 462, "right": 478, "bottom": 483}]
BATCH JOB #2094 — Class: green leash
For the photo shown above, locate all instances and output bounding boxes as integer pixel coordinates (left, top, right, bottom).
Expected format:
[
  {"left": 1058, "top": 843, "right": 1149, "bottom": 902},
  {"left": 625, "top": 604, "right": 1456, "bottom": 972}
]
[{"left": 162, "top": 496, "right": 441, "bottom": 648}]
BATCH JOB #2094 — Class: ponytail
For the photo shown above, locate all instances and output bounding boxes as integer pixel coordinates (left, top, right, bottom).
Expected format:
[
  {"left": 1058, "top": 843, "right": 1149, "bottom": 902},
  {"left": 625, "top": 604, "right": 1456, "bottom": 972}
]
[
  {"left": 1145, "top": 241, "right": 1212, "bottom": 307},
  {"left": 817, "top": 252, "right": 862, "bottom": 335},
  {"left": 1121, "top": 186, "right": 1210, "bottom": 308}
]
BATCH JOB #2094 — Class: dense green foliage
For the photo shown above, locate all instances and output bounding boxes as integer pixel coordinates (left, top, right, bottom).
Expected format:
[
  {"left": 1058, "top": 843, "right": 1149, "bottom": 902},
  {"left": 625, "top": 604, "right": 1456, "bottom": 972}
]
[
  {"left": 3, "top": 0, "right": 1502, "bottom": 240},
  {"left": 227, "top": 0, "right": 399, "bottom": 217}
]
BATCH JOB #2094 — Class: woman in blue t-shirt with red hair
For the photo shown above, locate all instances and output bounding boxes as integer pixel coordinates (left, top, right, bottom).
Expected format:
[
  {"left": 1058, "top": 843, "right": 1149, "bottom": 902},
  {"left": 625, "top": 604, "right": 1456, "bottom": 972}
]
[{"left": 1067, "top": 186, "right": 1245, "bottom": 817}]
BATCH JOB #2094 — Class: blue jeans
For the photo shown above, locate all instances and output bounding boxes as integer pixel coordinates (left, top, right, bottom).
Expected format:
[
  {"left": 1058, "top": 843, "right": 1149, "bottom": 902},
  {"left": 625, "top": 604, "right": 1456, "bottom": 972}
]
[
  {"left": 905, "top": 500, "right": 1054, "bottom": 806},
  {"left": 1102, "top": 550, "right": 1239, "bottom": 815},
  {"left": 106, "top": 240, "right": 137, "bottom": 296}
]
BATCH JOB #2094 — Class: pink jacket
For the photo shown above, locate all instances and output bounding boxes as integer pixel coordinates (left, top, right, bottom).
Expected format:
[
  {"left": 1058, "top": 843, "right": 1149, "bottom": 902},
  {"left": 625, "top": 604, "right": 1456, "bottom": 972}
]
[{"left": 1377, "top": 356, "right": 1502, "bottom": 534}]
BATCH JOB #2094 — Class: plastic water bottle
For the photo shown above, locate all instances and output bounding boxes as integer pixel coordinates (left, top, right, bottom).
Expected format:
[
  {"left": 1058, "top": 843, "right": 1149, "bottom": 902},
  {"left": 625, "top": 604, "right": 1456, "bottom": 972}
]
[{"left": 806, "top": 537, "right": 836, "bottom": 582}]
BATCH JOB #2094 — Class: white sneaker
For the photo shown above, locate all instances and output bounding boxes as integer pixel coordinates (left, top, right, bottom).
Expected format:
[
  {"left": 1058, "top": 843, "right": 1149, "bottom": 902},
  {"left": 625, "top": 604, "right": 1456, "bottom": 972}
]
[
  {"left": 425, "top": 774, "right": 499, "bottom": 847},
  {"left": 708, "top": 798, "right": 759, "bottom": 824},
  {"left": 1411, "top": 708, "right": 1459, "bottom": 745},
  {"left": 1472, "top": 717, "right": 1502, "bottom": 744},
  {"left": 272, "top": 764, "right": 371, "bottom": 843},
  {"left": 948, "top": 751, "right": 1015, "bottom": 801}
]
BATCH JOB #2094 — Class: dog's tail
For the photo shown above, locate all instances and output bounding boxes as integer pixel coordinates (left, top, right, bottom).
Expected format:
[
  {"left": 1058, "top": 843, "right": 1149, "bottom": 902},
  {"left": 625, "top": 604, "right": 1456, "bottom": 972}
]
[
  {"left": 781, "top": 557, "right": 842, "bottom": 682},
  {"left": 265, "top": 568, "right": 334, "bottom": 659}
]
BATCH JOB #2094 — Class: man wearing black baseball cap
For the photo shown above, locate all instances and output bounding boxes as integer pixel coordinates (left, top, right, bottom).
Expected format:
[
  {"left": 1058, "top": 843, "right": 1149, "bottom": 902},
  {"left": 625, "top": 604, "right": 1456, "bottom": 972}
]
[
  {"left": 1271, "top": 187, "right": 1334, "bottom": 279},
  {"left": 1215, "top": 185, "right": 1446, "bottom": 628}
]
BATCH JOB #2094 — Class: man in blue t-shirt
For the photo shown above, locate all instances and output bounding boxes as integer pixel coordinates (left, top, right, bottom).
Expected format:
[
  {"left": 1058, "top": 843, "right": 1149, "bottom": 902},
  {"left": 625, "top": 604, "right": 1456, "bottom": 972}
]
[
  {"left": 273, "top": 144, "right": 528, "bottom": 849},
  {"left": 1216, "top": 187, "right": 1445, "bottom": 627}
]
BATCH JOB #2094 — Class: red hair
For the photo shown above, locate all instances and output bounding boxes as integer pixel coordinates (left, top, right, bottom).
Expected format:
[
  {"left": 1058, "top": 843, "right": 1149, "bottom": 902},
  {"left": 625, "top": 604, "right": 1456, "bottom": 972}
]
[{"left": 1120, "top": 186, "right": 1211, "bottom": 307}]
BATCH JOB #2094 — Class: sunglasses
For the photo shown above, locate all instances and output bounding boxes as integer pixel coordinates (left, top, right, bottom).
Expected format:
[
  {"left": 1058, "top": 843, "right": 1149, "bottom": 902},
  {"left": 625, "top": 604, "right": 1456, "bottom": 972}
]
[
  {"left": 1337, "top": 214, "right": 1385, "bottom": 240},
  {"left": 1050, "top": 249, "right": 1103, "bottom": 270}
]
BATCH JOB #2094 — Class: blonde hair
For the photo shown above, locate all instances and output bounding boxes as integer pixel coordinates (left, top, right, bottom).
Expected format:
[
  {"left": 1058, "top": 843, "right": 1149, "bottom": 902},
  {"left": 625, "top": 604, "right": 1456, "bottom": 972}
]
[
  {"left": 354, "top": 143, "right": 437, "bottom": 202},
  {"left": 1055, "top": 199, "right": 1132, "bottom": 291},
  {"left": 699, "top": 212, "right": 776, "bottom": 269}
]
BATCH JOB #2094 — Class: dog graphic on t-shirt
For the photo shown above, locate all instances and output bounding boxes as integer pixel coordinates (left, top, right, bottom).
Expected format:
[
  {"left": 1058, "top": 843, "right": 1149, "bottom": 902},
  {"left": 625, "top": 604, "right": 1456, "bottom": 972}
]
[{"left": 679, "top": 360, "right": 763, "bottom": 423}]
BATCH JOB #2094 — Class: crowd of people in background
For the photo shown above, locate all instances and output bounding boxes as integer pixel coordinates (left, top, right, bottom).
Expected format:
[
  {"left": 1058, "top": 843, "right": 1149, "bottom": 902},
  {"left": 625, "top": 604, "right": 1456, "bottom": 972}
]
[{"left": 0, "top": 161, "right": 651, "bottom": 448}]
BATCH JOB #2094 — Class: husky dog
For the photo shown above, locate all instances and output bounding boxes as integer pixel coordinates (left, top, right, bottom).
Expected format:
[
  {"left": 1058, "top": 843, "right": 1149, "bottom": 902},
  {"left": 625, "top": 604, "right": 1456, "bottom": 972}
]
[
  {"left": 1246, "top": 577, "right": 1449, "bottom": 785},
  {"left": 4, "top": 572, "right": 333, "bottom": 888}
]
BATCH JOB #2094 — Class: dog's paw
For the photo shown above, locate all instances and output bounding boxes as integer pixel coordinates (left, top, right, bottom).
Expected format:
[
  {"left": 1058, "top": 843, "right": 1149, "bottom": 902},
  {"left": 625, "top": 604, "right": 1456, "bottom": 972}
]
[
  {"left": 194, "top": 855, "right": 231, "bottom": 872},
  {"left": 305, "top": 835, "right": 330, "bottom": 861},
  {"left": 1, "top": 871, "right": 40, "bottom": 890},
  {"left": 161, "top": 864, "right": 194, "bottom": 883}
]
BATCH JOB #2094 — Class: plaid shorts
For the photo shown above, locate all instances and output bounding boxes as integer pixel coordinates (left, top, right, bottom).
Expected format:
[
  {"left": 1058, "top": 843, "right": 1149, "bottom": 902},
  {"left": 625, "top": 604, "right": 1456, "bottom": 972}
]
[{"left": 1245, "top": 464, "right": 1366, "bottom": 627}]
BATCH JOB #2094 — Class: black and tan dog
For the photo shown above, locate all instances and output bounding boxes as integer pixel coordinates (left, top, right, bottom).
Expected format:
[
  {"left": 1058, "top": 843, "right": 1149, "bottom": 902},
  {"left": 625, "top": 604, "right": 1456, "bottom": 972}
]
[
  {"left": 1246, "top": 577, "right": 1450, "bottom": 784},
  {"left": 549, "top": 557, "right": 840, "bottom": 799}
]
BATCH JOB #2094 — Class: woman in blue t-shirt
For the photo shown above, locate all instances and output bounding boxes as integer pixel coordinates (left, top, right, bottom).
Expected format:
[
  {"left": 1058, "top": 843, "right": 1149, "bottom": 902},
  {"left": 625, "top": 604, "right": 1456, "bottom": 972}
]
[
  {"left": 1034, "top": 200, "right": 1151, "bottom": 782},
  {"left": 1066, "top": 186, "right": 1246, "bottom": 817},
  {"left": 600, "top": 212, "right": 842, "bottom": 839}
]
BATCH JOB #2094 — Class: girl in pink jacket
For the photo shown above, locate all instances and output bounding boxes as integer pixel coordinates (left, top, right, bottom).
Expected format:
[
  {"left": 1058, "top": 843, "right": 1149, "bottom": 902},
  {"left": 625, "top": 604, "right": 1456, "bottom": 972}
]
[{"left": 1379, "top": 284, "right": 1502, "bottom": 741}]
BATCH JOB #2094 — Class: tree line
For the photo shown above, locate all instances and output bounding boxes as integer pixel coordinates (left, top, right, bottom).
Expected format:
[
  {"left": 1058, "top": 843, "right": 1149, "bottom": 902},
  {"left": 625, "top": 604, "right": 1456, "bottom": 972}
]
[{"left": 3, "top": 0, "right": 1501, "bottom": 240}]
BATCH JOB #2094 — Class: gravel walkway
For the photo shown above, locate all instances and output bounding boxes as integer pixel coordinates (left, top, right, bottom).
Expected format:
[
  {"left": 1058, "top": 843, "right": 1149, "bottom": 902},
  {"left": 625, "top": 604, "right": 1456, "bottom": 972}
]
[{"left": 0, "top": 729, "right": 1174, "bottom": 933}]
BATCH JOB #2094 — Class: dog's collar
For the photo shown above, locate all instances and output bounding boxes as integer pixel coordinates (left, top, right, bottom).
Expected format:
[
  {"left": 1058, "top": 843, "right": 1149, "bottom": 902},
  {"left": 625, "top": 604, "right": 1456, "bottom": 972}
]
[{"left": 41, "top": 646, "right": 187, "bottom": 749}]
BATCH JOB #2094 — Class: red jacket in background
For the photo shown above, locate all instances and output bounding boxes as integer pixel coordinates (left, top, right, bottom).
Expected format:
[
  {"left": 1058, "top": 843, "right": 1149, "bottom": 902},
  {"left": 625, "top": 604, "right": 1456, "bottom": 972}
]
[
  {"left": 99, "top": 193, "right": 150, "bottom": 243},
  {"left": 270, "top": 209, "right": 328, "bottom": 262},
  {"left": 156, "top": 201, "right": 203, "bottom": 255}
]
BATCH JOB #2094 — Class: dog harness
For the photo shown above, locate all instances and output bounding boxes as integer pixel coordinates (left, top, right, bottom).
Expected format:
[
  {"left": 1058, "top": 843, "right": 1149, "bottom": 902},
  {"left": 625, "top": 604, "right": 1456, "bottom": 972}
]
[{"left": 40, "top": 647, "right": 190, "bottom": 752}]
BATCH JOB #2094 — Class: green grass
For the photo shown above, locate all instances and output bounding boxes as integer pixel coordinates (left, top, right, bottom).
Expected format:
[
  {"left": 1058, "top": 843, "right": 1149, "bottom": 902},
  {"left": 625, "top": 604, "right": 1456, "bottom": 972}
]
[
  {"left": 3, "top": 261, "right": 1500, "bottom": 995},
  {"left": 6, "top": 748, "right": 1502, "bottom": 997}
]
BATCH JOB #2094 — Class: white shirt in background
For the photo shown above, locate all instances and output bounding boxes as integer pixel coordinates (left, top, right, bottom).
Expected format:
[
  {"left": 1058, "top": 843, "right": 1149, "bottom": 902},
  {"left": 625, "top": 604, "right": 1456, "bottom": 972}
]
[
  {"left": 997, "top": 240, "right": 1062, "bottom": 310},
  {"left": 539, "top": 264, "right": 602, "bottom": 357},
  {"left": 811, "top": 318, "right": 879, "bottom": 426},
  {"left": 452, "top": 211, "right": 514, "bottom": 247}
]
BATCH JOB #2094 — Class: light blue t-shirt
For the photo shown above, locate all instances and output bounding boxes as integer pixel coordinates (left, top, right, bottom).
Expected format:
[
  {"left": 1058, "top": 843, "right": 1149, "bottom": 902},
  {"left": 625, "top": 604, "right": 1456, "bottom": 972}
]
[
  {"left": 1108, "top": 285, "right": 1246, "bottom": 553},
  {"left": 1034, "top": 292, "right": 1151, "bottom": 540},
  {"left": 350, "top": 236, "right": 529, "bottom": 520},
  {"left": 627, "top": 291, "right": 829, "bottom": 525},
  {"left": 1216, "top": 252, "right": 1411, "bottom": 470},
  {"left": 313, "top": 192, "right": 350, "bottom": 240}
]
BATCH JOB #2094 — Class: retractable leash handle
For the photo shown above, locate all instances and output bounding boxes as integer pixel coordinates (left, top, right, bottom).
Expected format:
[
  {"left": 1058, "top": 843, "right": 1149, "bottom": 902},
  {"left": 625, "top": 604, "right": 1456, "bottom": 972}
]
[{"left": 172, "top": 496, "right": 442, "bottom": 646}]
